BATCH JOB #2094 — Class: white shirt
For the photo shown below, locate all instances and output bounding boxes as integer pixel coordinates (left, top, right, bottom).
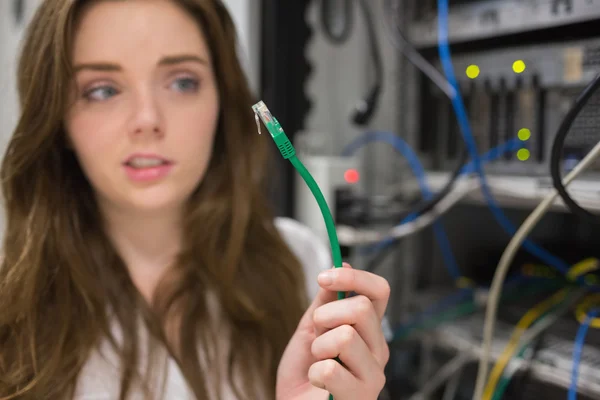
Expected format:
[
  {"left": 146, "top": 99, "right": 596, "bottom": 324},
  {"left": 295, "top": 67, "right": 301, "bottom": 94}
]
[{"left": 73, "top": 217, "right": 332, "bottom": 400}]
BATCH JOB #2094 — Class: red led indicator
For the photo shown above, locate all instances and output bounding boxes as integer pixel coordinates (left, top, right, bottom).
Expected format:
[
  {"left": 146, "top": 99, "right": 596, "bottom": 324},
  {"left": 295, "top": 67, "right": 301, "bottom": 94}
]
[{"left": 344, "top": 169, "right": 360, "bottom": 184}]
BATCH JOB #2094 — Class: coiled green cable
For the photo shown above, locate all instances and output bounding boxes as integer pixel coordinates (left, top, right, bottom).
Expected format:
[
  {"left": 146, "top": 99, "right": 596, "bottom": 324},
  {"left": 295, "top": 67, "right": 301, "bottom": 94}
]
[{"left": 252, "top": 101, "right": 345, "bottom": 399}]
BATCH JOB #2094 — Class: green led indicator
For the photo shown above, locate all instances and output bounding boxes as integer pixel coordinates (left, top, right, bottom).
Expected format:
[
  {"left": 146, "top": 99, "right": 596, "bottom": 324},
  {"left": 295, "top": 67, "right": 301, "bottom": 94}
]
[
  {"left": 518, "top": 128, "right": 531, "bottom": 141},
  {"left": 466, "top": 65, "right": 480, "bottom": 79},
  {"left": 513, "top": 60, "right": 526, "bottom": 73},
  {"left": 517, "top": 148, "right": 530, "bottom": 161}
]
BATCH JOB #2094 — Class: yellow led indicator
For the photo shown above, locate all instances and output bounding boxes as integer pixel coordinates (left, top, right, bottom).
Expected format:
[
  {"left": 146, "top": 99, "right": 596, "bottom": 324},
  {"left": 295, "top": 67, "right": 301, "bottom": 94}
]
[
  {"left": 466, "top": 65, "right": 480, "bottom": 79},
  {"left": 513, "top": 60, "right": 526, "bottom": 73},
  {"left": 518, "top": 128, "right": 531, "bottom": 141},
  {"left": 517, "top": 148, "right": 530, "bottom": 161}
]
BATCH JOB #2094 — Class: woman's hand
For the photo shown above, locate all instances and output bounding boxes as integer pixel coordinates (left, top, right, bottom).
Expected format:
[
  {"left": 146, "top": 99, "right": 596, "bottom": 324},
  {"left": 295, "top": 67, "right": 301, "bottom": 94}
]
[{"left": 276, "top": 263, "right": 390, "bottom": 400}]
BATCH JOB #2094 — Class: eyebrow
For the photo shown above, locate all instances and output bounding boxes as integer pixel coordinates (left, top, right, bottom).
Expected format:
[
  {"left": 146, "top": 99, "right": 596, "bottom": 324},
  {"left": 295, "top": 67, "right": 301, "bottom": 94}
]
[
  {"left": 73, "top": 54, "right": 208, "bottom": 73},
  {"left": 158, "top": 54, "right": 208, "bottom": 66}
]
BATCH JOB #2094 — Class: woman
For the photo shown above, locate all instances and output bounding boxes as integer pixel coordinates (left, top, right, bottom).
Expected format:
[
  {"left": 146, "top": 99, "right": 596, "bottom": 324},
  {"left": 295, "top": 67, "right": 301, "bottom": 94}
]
[{"left": 0, "top": 0, "right": 390, "bottom": 399}]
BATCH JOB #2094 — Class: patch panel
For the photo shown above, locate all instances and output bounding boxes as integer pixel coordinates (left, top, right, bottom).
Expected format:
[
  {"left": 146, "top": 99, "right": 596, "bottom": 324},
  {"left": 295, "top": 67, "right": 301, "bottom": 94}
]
[
  {"left": 407, "top": 0, "right": 600, "bottom": 48},
  {"left": 417, "top": 37, "right": 600, "bottom": 178}
]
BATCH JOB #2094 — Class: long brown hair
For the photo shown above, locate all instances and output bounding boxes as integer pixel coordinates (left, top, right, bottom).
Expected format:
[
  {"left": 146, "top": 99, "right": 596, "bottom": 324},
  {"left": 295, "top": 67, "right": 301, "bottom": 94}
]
[{"left": 0, "top": 1, "right": 307, "bottom": 399}]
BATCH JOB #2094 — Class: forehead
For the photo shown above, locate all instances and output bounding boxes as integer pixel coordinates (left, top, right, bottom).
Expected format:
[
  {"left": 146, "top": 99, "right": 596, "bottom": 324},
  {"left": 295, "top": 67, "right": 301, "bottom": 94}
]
[{"left": 72, "top": 0, "right": 211, "bottom": 64}]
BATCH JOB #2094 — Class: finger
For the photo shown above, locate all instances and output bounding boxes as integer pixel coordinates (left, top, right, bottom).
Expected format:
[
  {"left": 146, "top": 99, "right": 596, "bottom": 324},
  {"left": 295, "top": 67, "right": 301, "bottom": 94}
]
[
  {"left": 297, "top": 287, "right": 338, "bottom": 333},
  {"left": 317, "top": 264, "right": 391, "bottom": 319},
  {"left": 298, "top": 264, "right": 357, "bottom": 330},
  {"left": 313, "top": 295, "right": 388, "bottom": 366},
  {"left": 308, "top": 359, "right": 359, "bottom": 399},
  {"left": 311, "top": 324, "right": 382, "bottom": 381}
]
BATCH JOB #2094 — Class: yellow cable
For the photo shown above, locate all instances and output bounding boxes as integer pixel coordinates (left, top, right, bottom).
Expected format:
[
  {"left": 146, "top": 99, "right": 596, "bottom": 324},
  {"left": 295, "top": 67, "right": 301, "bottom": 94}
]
[
  {"left": 456, "top": 276, "right": 475, "bottom": 289},
  {"left": 575, "top": 293, "right": 600, "bottom": 328},
  {"left": 567, "top": 258, "right": 599, "bottom": 282},
  {"left": 483, "top": 258, "right": 599, "bottom": 400},
  {"left": 482, "top": 288, "right": 569, "bottom": 400}
]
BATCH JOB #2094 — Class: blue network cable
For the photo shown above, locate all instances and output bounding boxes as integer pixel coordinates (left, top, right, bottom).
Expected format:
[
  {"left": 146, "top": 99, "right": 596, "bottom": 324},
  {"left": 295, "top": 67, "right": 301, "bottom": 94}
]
[
  {"left": 345, "top": 134, "right": 523, "bottom": 256},
  {"left": 436, "top": 0, "right": 570, "bottom": 274},
  {"left": 569, "top": 309, "right": 599, "bottom": 400},
  {"left": 343, "top": 134, "right": 523, "bottom": 178},
  {"left": 460, "top": 139, "right": 524, "bottom": 174},
  {"left": 343, "top": 131, "right": 466, "bottom": 280}
]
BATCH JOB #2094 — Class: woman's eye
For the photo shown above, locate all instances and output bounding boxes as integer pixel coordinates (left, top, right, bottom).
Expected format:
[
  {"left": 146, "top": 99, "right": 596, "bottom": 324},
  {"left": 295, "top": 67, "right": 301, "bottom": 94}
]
[
  {"left": 83, "top": 86, "right": 119, "bottom": 102},
  {"left": 171, "top": 77, "right": 199, "bottom": 93}
]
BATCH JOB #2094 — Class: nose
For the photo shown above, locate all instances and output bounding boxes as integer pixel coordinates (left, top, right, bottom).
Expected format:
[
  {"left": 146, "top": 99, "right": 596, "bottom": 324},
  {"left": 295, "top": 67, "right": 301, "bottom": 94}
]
[{"left": 128, "top": 89, "right": 164, "bottom": 139}]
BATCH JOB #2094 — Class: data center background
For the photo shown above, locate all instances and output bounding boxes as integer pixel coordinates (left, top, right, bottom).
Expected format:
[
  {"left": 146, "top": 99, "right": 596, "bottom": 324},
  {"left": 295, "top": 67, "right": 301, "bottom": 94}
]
[{"left": 300, "top": 1, "right": 600, "bottom": 399}]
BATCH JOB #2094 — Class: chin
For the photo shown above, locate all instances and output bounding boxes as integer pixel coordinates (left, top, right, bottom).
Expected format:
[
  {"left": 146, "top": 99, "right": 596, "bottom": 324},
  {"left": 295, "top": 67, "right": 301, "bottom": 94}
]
[
  {"left": 127, "top": 192, "right": 188, "bottom": 214},
  {"left": 108, "top": 185, "right": 187, "bottom": 215},
  {"left": 98, "top": 179, "right": 199, "bottom": 216}
]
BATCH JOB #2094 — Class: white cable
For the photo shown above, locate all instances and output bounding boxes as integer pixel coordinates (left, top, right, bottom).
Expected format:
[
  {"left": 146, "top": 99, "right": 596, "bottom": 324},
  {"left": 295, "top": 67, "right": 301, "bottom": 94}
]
[
  {"left": 442, "top": 365, "right": 463, "bottom": 400},
  {"left": 337, "top": 177, "right": 477, "bottom": 245},
  {"left": 408, "top": 352, "right": 472, "bottom": 400},
  {"left": 519, "top": 288, "right": 586, "bottom": 348},
  {"left": 488, "top": 184, "right": 600, "bottom": 211},
  {"left": 338, "top": 171, "right": 600, "bottom": 246},
  {"left": 382, "top": 0, "right": 456, "bottom": 98},
  {"left": 472, "top": 139, "right": 600, "bottom": 400},
  {"left": 491, "top": 289, "right": 585, "bottom": 394}
]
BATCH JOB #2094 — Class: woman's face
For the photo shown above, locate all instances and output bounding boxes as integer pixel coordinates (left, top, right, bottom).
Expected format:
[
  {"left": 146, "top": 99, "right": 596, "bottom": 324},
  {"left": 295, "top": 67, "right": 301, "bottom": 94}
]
[{"left": 65, "top": 0, "right": 220, "bottom": 215}]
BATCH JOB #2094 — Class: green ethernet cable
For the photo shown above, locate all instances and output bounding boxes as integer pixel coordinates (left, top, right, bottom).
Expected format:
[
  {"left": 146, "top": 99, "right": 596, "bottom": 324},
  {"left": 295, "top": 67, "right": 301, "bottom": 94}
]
[
  {"left": 252, "top": 100, "right": 345, "bottom": 300},
  {"left": 252, "top": 101, "right": 345, "bottom": 400}
]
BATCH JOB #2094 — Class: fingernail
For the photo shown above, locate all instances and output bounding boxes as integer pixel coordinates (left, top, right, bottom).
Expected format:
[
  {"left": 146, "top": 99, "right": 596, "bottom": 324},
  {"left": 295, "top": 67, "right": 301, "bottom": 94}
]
[{"left": 318, "top": 271, "right": 334, "bottom": 286}]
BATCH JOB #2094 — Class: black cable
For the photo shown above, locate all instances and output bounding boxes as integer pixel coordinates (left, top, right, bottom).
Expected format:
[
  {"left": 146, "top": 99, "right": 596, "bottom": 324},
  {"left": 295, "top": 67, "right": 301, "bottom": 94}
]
[
  {"left": 382, "top": 0, "right": 455, "bottom": 97},
  {"left": 351, "top": 0, "right": 383, "bottom": 125},
  {"left": 509, "top": 334, "right": 546, "bottom": 399},
  {"left": 361, "top": 0, "right": 478, "bottom": 275},
  {"left": 363, "top": 149, "right": 464, "bottom": 274},
  {"left": 365, "top": 242, "right": 397, "bottom": 273},
  {"left": 410, "top": 148, "right": 469, "bottom": 218},
  {"left": 320, "top": 0, "right": 354, "bottom": 45},
  {"left": 363, "top": 135, "right": 468, "bottom": 276},
  {"left": 382, "top": 0, "right": 469, "bottom": 220},
  {"left": 364, "top": 147, "right": 466, "bottom": 274},
  {"left": 550, "top": 73, "right": 600, "bottom": 223},
  {"left": 319, "top": 0, "right": 384, "bottom": 125}
]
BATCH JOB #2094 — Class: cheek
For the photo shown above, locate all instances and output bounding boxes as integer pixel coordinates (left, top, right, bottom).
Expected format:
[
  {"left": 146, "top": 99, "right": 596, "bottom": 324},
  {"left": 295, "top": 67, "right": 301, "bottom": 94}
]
[
  {"left": 182, "top": 128, "right": 217, "bottom": 190},
  {"left": 65, "top": 114, "right": 120, "bottom": 177},
  {"left": 174, "top": 104, "right": 219, "bottom": 178}
]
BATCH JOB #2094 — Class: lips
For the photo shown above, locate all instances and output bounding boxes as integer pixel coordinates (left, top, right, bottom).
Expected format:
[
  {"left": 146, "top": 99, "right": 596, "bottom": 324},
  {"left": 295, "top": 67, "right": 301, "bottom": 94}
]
[
  {"left": 122, "top": 154, "right": 174, "bottom": 183},
  {"left": 123, "top": 154, "right": 173, "bottom": 169}
]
